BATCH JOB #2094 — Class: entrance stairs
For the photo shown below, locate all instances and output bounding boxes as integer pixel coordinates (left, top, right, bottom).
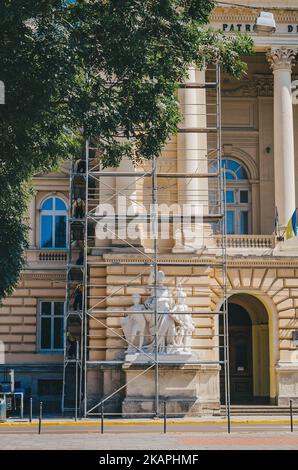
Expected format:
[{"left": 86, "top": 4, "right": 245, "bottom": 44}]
[{"left": 220, "top": 405, "right": 294, "bottom": 416}]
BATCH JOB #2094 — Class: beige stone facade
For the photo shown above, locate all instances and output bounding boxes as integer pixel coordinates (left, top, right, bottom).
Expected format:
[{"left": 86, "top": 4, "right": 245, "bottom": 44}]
[{"left": 2, "top": 1, "right": 298, "bottom": 413}]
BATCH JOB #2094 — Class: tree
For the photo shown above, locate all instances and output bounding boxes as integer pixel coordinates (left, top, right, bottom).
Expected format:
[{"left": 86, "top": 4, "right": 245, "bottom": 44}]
[{"left": 0, "top": 0, "right": 253, "bottom": 299}]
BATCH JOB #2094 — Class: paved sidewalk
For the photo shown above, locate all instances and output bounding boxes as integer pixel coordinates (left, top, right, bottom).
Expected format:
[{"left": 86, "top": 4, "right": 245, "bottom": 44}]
[{"left": 0, "top": 431, "right": 298, "bottom": 450}]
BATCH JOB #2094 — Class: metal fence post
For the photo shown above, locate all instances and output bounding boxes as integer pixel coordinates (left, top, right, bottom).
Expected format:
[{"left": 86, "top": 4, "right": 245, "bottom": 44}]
[
  {"left": 75, "top": 340, "right": 79, "bottom": 422},
  {"left": 38, "top": 401, "right": 43, "bottom": 434},
  {"left": 101, "top": 403, "right": 104, "bottom": 434},
  {"left": 29, "top": 397, "right": 32, "bottom": 423},
  {"left": 290, "top": 399, "right": 293, "bottom": 432}
]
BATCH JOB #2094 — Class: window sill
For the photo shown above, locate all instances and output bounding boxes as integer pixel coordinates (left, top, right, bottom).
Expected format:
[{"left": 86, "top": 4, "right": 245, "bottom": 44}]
[{"left": 38, "top": 350, "right": 64, "bottom": 355}]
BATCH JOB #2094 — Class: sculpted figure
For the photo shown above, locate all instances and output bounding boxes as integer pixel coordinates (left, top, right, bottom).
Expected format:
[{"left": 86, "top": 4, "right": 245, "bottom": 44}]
[
  {"left": 122, "top": 293, "right": 146, "bottom": 353},
  {"left": 144, "top": 271, "right": 178, "bottom": 354},
  {"left": 171, "top": 286, "right": 195, "bottom": 354}
]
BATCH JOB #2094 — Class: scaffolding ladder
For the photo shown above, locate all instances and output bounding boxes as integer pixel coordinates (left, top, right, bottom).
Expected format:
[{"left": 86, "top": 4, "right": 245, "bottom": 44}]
[{"left": 61, "top": 153, "right": 87, "bottom": 417}]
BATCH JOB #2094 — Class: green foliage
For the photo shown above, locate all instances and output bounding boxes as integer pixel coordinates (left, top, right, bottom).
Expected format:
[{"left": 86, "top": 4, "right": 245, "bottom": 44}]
[
  {"left": 67, "top": 0, "right": 252, "bottom": 165},
  {"left": 0, "top": 0, "right": 253, "bottom": 299},
  {"left": 0, "top": 183, "right": 30, "bottom": 300}
]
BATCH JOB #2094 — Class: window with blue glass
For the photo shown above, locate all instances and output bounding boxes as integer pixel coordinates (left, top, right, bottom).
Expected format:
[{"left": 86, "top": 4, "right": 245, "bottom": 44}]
[
  {"left": 40, "top": 197, "right": 67, "bottom": 249},
  {"left": 209, "top": 158, "right": 251, "bottom": 235},
  {"left": 39, "top": 301, "right": 64, "bottom": 352}
]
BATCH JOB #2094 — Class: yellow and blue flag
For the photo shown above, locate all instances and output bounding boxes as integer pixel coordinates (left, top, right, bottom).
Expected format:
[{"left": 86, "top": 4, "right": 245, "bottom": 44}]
[{"left": 285, "top": 209, "right": 297, "bottom": 240}]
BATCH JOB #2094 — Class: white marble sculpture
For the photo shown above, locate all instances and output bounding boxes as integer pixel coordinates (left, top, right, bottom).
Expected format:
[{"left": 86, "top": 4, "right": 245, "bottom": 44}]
[
  {"left": 171, "top": 285, "right": 195, "bottom": 354},
  {"left": 121, "top": 293, "right": 146, "bottom": 353},
  {"left": 122, "top": 271, "right": 195, "bottom": 357},
  {"left": 144, "top": 270, "right": 178, "bottom": 353}
]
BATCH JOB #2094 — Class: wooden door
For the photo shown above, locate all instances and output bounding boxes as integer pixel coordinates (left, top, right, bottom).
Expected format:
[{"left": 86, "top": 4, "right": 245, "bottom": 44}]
[
  {"left": 229, "top": 325, "right": 253, "bottom": 403},
  {"left": 220, "top": 303, "right": 253, "bottom": 404}
]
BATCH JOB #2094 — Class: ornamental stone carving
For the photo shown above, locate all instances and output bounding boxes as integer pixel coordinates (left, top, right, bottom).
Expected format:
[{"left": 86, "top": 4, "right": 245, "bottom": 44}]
[
  {"left": 254, "top": 74, "right": 273, "bottom": 97},
  {"left": 220, "top": 75, "right": 274, "bottom": 98},
  {"left": 267, "top": 47, "right": 298, "bottom": 71}
]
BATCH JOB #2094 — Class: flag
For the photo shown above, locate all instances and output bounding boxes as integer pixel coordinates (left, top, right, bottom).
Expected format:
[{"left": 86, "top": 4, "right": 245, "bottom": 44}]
[
  {"left": 285, "top": 209, "right": 297, "bottom": 240},
  {"left": 274, "top": 206, "right": 279, "bottom": 236}
]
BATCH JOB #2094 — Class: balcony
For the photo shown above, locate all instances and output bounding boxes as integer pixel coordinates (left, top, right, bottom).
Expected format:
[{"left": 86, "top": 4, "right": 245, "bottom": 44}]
[
  {"left": 25, "top": 249, "right": 68, "bottom": 268},
  {"left": 215, "top": 234, "right": 276, "bottom": 254}
]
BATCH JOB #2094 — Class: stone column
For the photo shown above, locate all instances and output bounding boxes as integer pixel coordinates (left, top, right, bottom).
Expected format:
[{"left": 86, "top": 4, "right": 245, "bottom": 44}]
[
  {"left": 28, "top": 195, "right": 36, "bottom": 248},
  {"left": 173, "top": 66, "right": 207, "bottom": 253},
  {"left": 267, "top": 47, "right": 297, "bottom": 228},
  {"left": 95, "top": 168, "right": 115, "bottom": 249},
  {"left": 115, "top": 157, "right": 142, "bottom": 248},
  {"left": 95, "top": 159, "right": 142, "bottom": 250}
]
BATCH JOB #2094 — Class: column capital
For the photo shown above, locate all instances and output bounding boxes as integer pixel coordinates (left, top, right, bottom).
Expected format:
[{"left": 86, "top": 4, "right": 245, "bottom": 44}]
[{"left": 266, "top": 46, "right": 297, "bottom": 72}]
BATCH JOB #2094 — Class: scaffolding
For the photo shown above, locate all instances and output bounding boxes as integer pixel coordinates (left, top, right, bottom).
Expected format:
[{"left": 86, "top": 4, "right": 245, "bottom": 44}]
[
  {"left": 61, "top": 150, "right": 87, "bottom": 417},
  {"left": 62, "top": 63, "right": 230, "bottom": 423}
]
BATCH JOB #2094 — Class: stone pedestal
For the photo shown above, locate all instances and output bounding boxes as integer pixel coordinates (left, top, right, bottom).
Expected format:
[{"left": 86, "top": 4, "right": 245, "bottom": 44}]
[
  {"left": 274, "top": 236, "right": 298, "bottom": 256},
  {"left": 122, "top": 354, "right": 220, "bottom": 416},
  {"left": 276, "top": 365, "right": 298, "bottom": 406}
]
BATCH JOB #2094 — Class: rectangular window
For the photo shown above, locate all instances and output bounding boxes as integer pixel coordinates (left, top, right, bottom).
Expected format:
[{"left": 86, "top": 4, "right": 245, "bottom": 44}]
[
  {"left": 226, "top": 190, "right": 235, "bottom": 204},
  {"left": 240, "top": 190, "right": 249, "bottom": 204},
  {"left": 54, "top": 215, "right": 67, "bottom": 248},
  {"left": 39, "top": 301, "right": 64, "bottom": 352},
  {"left": 41, "top": 215, "right": 53, "bottom": 248},
  {"left": 227, "top": 211, "right": 235, "bottom": 234},
  {"left": 239, "top": 211, "right": 249, "bottom": 234}
]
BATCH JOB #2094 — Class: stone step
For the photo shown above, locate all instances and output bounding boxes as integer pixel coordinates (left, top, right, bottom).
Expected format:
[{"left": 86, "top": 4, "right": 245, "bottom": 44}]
[{"left": 220, "top": 405, "right": 295, "bottom": 415}]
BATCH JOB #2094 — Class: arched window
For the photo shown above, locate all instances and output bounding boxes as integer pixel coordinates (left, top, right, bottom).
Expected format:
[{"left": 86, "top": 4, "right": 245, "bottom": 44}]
[
  {"left": 40, "top": 197, "right": 68, "bottom": 249},
  {"left": 223, "top": 159, "right": 250, "bottom": 234},
  {"left": 209, "top": 158, "right": 251, "bottom": 235}
]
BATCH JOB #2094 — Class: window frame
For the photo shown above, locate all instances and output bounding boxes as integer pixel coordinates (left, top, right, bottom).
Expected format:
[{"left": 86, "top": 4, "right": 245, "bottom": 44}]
[
  {"left": 225, "top": 184, "right": 251, "bottom": 235},
  {"left": 39, "top": 196, "right": 68, "bottom": 250},
  {"left": 38, "top": 300, "right": 65, "bottom": 353},
  {"left": 209, "top": 157, "right": 252, "bottom": 235},
  {"left": 223, "top": 159, "right": 251, "bottom": 235}
]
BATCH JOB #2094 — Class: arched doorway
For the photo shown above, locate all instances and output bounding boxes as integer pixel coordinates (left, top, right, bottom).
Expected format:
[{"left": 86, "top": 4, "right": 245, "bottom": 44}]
[{"left": 220, "top": 294, "right": 270, "bottom": 404}]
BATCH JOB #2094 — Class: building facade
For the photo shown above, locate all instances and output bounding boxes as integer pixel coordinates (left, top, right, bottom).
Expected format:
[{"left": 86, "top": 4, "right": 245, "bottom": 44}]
[{"left": 1, "top": 1, "right": 298, "bottom": 413}]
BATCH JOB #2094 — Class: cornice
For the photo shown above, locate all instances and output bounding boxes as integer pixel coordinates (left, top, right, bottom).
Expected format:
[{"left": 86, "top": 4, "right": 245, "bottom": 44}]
[
  {"left": 20, "top": 271, "right": 66, "bottom": 281},
  {"left": 211, "top": 9, "right": 258, "bottom": 23},
  {"left": 211, "top": 7, "right": 298, "bottom": 24},
  {"left": 102, "top": 253, "right": 298, "bottom": 268},
  {"left": 226, "top": 258, "right": 298, "bottom": 268}
]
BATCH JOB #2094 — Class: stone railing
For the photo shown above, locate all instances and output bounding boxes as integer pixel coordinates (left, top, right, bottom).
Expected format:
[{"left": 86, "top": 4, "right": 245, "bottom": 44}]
[
  {"left": 26, "top": 249, "right": 68, "bottom": 264},
  {"left": 215, "top": 234, "right": 275, "bottom": 249},
  {"left": 38, "top": 251, "right": 68, "bottom": 262}
]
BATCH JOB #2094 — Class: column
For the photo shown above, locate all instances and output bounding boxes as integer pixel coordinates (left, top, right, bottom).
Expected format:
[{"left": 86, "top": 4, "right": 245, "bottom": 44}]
[
  {"left": 267, "top": 47, "right": 297, "bottom": 228},
  {"left": 115, "top": 157, "right": 142, "bottom": 248},
  {"left": 28, "top": 195, "right": 36, "bottom": 248},
  {"left": 95, "top": 168, "right": 115, "bottom": 248},
  {"left": 173, "top": 66, "right": 207, "bottom": 252}
]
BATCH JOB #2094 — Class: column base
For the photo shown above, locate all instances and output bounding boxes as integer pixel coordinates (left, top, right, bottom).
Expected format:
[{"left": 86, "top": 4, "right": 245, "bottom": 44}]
[{"left": 274, "top": 236, "right": 298, "bottom": 256}]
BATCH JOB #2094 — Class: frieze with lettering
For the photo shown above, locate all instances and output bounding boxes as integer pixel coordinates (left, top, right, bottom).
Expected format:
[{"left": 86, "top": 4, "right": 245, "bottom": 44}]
[{"left": 221, "top": 24, "right": 298, "bottom": 33}]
